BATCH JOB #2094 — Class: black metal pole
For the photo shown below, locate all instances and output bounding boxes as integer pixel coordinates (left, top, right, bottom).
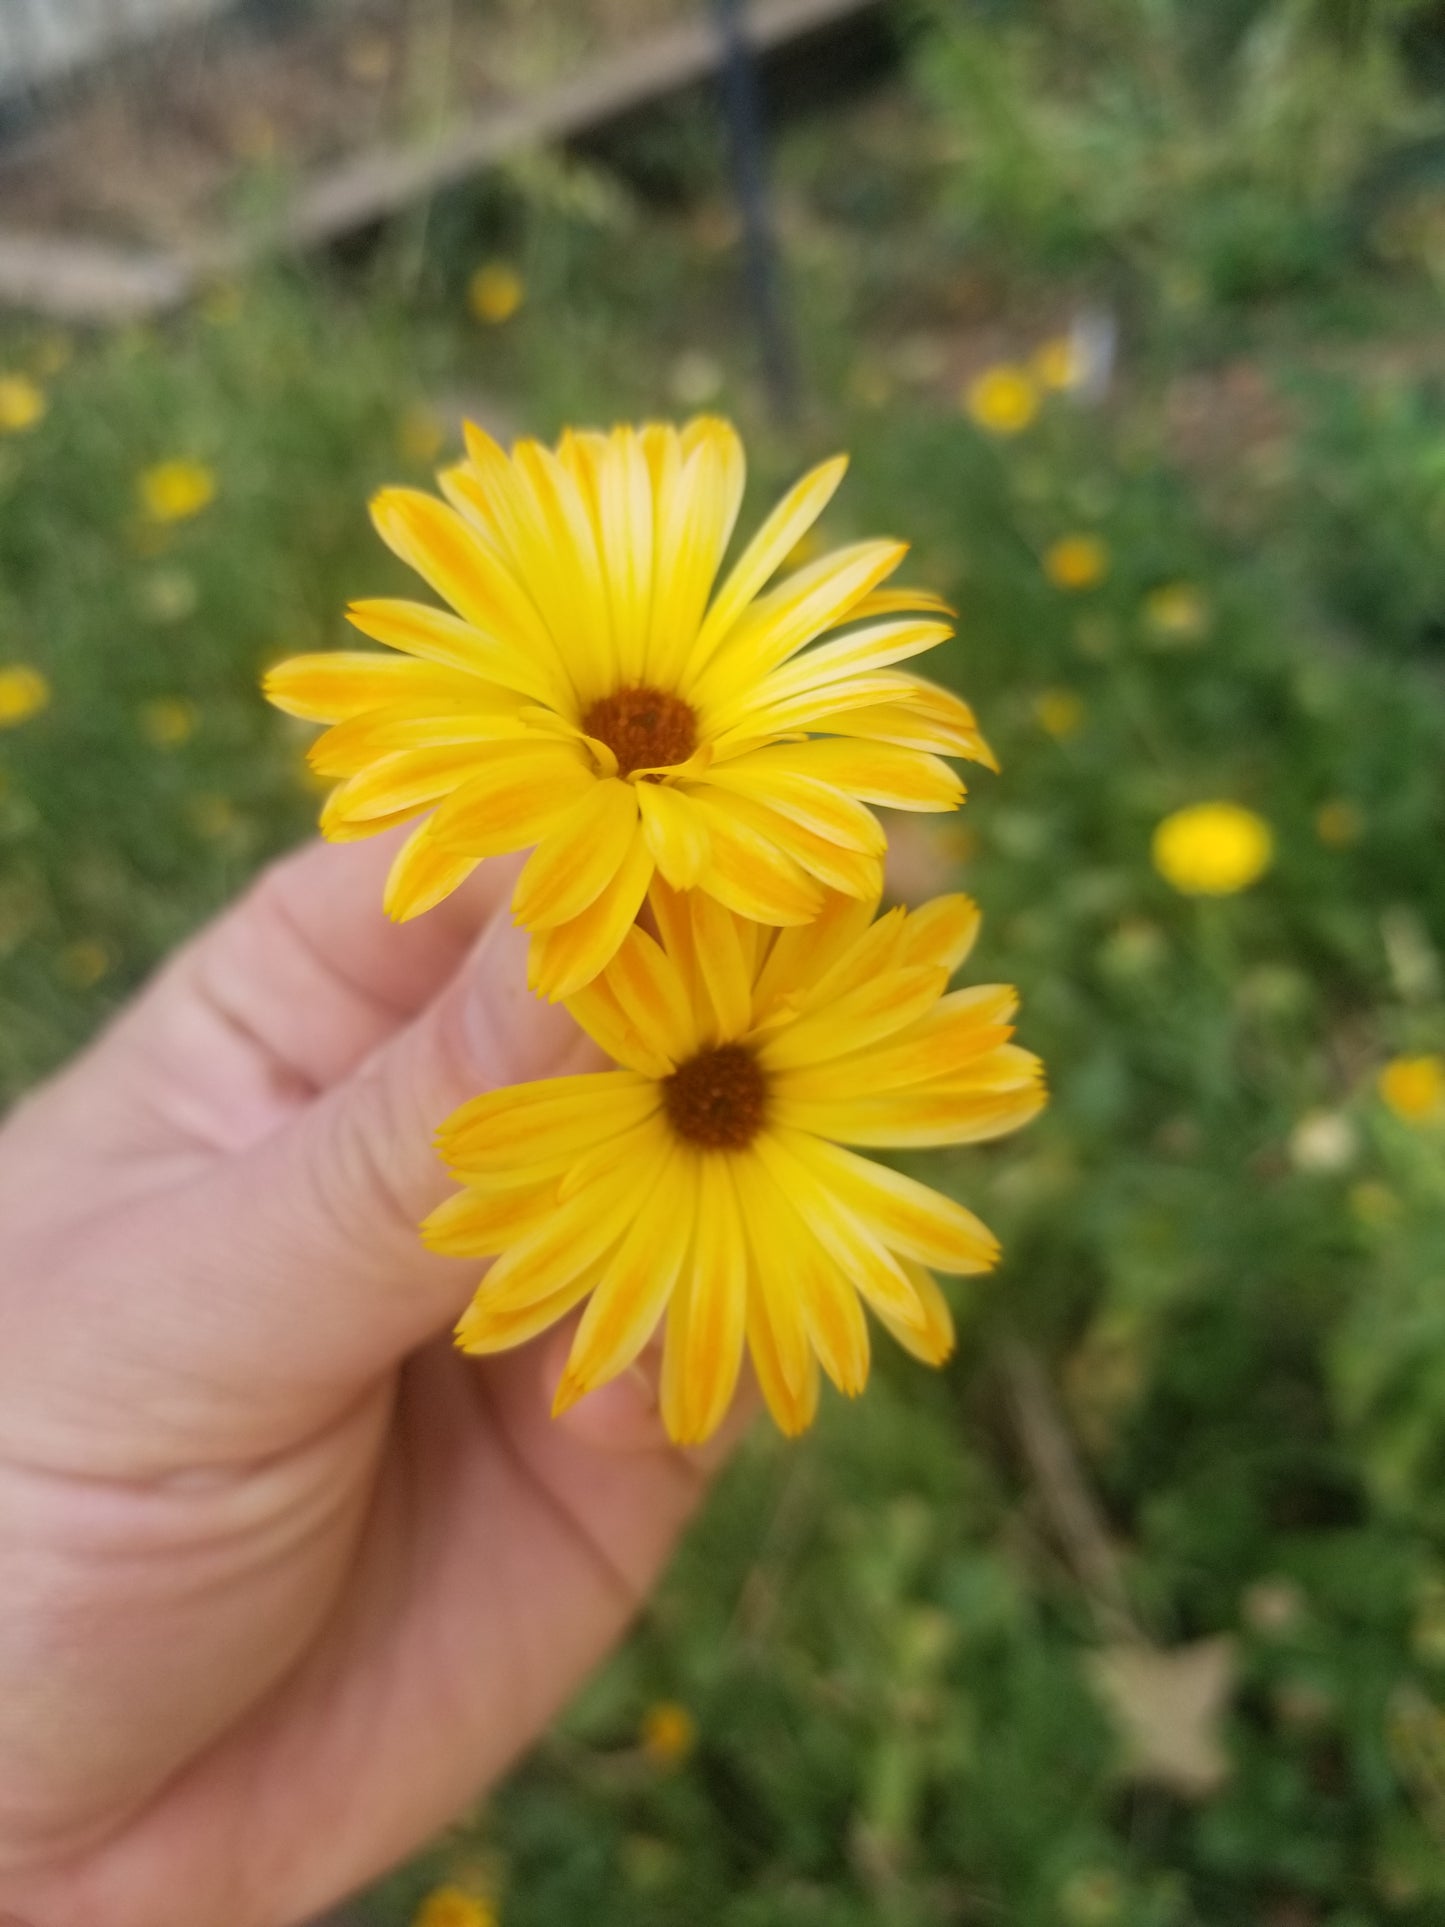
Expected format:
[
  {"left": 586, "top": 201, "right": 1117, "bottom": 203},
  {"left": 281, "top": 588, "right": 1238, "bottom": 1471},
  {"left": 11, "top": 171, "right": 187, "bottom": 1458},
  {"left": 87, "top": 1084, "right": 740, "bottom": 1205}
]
[{"left": 709, "top": 0, "right": 801, "bottom": 422}]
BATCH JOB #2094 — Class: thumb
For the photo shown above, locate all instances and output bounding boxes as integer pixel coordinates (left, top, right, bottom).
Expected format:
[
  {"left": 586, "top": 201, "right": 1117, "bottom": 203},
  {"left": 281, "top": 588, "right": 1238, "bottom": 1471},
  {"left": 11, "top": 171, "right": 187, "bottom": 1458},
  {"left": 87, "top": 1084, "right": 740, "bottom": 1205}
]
[{"left": 163, "top": 908, "right": 597, "bottom": 1428}]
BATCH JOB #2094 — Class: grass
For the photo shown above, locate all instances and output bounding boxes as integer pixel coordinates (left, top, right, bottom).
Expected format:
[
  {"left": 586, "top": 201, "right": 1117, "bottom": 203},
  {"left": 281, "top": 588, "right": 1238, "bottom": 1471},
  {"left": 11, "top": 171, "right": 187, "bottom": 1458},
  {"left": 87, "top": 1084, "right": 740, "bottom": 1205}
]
[{"left": 4, "top": 13, "right": 1445, "bottom": 1923}]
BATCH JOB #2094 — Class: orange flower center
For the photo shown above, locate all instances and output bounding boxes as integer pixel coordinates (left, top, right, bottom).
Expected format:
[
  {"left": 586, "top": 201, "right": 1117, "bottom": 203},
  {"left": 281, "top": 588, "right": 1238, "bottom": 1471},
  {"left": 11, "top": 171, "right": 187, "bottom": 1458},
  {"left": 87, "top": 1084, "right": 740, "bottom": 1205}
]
[
  {"left": 663, "top": 1043, "right": 766, "bottom": 1150},
  {"left": 582, "top": 685, "right": 697, "bottom": 777}
]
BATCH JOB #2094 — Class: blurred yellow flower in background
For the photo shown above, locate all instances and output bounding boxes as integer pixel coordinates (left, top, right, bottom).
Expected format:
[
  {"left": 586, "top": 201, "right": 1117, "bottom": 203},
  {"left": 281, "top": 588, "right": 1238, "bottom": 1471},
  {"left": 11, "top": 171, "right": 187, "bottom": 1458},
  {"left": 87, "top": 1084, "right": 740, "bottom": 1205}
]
[
  {"left": 30, "top": 334, "right": 72, "bottom": 378},
  {"left": 964, "top": 364, "right": 1040, "bottom": 436},
  {"left": 1143, "top": 582, "right": 1210, "bottom": 644},
  {"left": 140, "top": 459, "right": 217, "bottom": 524},
  {"left": 1044, "top": 535, "right": 1109, "bottom": 591},
  {"left": 138, "top": 697, "right": 198, "bottom": 747},
  {"left": 1033, "top": 688, "right": 1086, "bottom": 740},
  {"left": 1378, "top": 1054, "right": 1445, "bottom": 1125},
  {"left": 0, "top": 375, "right": 46, "bottom": 433},
  {"left": 468, "top": 262, "right": 526, "bottom": 325},
  {"left": 1152, "top": 802, "right": 1273, "bottom": 896},
  {"left": 186, "top": 793, "right": 238, "bottom": 839},
  {"left": 1315, "top": 798, "right": 1362, "bottom": 848},
  {"left": 1032, "top": 334, "right": 1085, "bottom": 391},
  {"left": 0, "top": 665, "right": 50, "bottom": 727},
  {"left": 411, "top": 1886, "right": 497, "bottom": 1927},
  {"left": 57, "top": 938, "right": 111, "bottom": 989},
  {"left": 640, "top": 1700, "right": 697, "bottom": 1767},
  {"left": 398, "top": 404, "right": 446, "bottom": 464}
]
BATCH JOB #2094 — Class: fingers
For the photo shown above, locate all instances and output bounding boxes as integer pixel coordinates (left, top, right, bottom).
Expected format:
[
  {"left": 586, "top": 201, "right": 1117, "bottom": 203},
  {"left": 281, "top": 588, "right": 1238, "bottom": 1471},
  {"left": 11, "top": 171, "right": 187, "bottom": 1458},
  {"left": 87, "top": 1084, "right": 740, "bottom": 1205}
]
[{"left": 112, "top": 907, "right": 599, "bottom": 1455}]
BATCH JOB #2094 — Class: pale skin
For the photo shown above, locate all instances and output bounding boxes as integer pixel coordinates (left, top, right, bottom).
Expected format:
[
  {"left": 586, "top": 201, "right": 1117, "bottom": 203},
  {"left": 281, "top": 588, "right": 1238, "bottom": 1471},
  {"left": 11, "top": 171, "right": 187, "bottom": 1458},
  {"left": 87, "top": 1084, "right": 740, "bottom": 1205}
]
[{"left": 0, "top": 831, "right": 746, "bottom": 1927}]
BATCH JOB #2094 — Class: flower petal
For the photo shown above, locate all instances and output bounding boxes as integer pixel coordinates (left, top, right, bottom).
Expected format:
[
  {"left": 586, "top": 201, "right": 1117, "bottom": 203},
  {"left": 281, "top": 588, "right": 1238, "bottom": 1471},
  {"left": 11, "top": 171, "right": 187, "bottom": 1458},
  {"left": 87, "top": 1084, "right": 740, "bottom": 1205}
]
[
  {"left": 660, "top": 1155, "right": 749, "bottom": 1444},
  {"left": 528, "top": 831, "right": 656, "bottom": 1000},
  {"left": 897, "top": 894, "right": 982, "bottom": 973},
  {"left": 683, "top": 452, "right": 848, "bottom": 681},
  {"left": 685, "top": 793, "right": 824, "bottom": 927},
  {"left": 750, "top": 1132, "right": 927, "bottom": 1333},
  {"left": 425, "top": 743, "right": 596, "bottom": 856},
  {"left": 771, "top": 1078, "right": 1047, "bottom": 1150},
  {"left": 264, "top": 651, "right": 482, "bottom": 722},
  {"left": 763, "top": 738, "right": 965, "bottom": 811},
  {"left": 555, "top": 1146, "right": 697, "bottom": 1408},
  {"left": 873, "top": 1261, "right": 957, "bottom": 1367},
  {"left": 383, "top": 819, "right": 482, "bottom": 921},
  {"left": 636, "top": 779, "right": 713, "bottom": 890},
  {"left": 511, "top": 779, "right": 640, "bottom": 931},
  {"left": 758, "top": 964, "right": 946, "bottom": 1072},
  {"left": 775, "top": 1132, "right": 1000, "bottom": 1274},
  {"left": 603, "top": 924, "right": 697, "bottom": 1068},
  {"left": 422, "top": 1174, "right": 560, "bottom": 1256},
  {"left": 439, "top": 1071, "right": 659, "bottom": 1173},
  {"left": 686, "top": 889, "right": 755, "bottom": 1042}
]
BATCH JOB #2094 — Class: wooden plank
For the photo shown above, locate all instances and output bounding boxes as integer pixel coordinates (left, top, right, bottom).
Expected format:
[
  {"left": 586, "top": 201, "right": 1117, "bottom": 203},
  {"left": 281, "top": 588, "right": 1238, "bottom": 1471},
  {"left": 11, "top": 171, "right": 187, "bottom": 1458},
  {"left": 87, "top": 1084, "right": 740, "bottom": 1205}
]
[
  {"left": 0, "top": 0, "right": 884, "bottom": 319},
  {"left": 0, "top": 229, "right": 190, "bottom": 319}
]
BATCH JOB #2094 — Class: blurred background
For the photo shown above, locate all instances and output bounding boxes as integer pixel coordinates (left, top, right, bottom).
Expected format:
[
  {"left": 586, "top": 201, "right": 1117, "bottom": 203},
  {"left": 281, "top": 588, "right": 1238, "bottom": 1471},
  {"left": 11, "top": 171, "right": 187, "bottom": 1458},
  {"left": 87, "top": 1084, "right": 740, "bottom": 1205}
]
[{"left": 3, "top": 1, "right": 1445, "bottom": 1921}]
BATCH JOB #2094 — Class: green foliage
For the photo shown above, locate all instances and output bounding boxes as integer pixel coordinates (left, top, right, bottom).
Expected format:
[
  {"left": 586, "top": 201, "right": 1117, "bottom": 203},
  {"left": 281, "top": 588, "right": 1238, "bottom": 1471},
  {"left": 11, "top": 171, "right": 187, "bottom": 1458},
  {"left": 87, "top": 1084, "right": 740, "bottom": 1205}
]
[{"left": 916, "top": 0, "right": 1442, "bottom": 306}]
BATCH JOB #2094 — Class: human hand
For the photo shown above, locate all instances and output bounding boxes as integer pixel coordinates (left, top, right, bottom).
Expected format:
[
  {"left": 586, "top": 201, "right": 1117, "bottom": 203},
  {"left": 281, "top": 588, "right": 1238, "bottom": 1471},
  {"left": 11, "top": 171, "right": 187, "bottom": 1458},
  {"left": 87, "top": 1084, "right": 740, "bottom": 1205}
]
[{"left": 0, "top": 832, "right": 743, "bottom": 1927}]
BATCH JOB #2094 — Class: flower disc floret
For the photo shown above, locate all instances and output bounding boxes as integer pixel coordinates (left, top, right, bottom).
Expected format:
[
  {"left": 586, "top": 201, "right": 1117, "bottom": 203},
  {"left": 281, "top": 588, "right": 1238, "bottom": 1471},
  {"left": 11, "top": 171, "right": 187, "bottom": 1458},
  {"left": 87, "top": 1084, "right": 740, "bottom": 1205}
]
[
  {"left": 425, "top": 882, "right": 1046, "bottom": 1444},
  {"left": 264, "top": 417, "right": 995, "bottom": 997}
]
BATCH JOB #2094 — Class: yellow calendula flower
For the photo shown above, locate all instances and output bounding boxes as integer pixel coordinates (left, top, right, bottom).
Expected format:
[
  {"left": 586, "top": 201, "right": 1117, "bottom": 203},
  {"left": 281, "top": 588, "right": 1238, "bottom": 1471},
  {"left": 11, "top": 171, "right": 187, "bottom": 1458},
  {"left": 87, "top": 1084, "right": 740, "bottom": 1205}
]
[
  {"left": 1144, "top": 581, "right": 1209, "bottom": 643},
  {"left": 1032, "top": 334, "right": 1085, "bottom": 391},
  {"left": 140, "top": 459, "right": 217, "bottom": 524},
  {"left": 0, "top": 375, "right": 46, "bottom": 433},
  {"left": 267, "top": 418, "right": 992, "bottom": 998},
  {"left": 1378, "top": 1054, "right": 1445, "bottom": 1125},
  {"left": 1033, "top": 688, "right": 1085, "bottom": 740},
  {"left": 641, "top": 1700, "right": 697, "bottom": 1767},
  {"left": 1151, "top": 802, "right": 1273, "bottom": 897},
  {"left": 1044, "top": 535, "right": 1109, "bottom": 592},
  {"left": 0, "top": 664, "right": 50, "bottom": 726},
  {"left": 1315, "top": 798, "right": 1362, "bottom": 848},
  {"left": 964, "top": 365, "right": 1040, "bottom": 436},
  {"left": 411, "top": 1886, "right": 497, "bottom": 1927},
  {"left": 429, "top": 883, "right": 1045, "bottom": 1441},
  {"left": 468, "top": 263, "right": 525, "bottom": 325}
]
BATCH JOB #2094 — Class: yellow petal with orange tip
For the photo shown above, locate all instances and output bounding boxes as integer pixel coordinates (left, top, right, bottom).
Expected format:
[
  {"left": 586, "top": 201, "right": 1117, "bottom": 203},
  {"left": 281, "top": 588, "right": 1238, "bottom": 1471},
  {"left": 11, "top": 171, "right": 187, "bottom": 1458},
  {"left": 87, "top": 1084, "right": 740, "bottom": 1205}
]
[
  {"left": 696, "top": 539, "right": 908, "bottom": 703},
  {"left": 424, "top": 743, "right": 595, "bottom": 855},
  {"left": 264, "top": 651, "right": 482, "bottom": 723},
  {"left": 511, "top": 779, "right": 639, "bottom": 931},
  {"left": 897, "top": 893, "right": 982, "bottom": 972},
  {"left": 320, "top": 752, "right": 484, "bottom": 832},
  {"left": 553, "top": 1147, "right": 696, "bottom": 1411},
  {"left": 771, "top": 738, "right": 964, "bottom": 812},
  {"left": 772, "top": 989, "right": 1015, "bottom": 1102},
  {"left": 636, "top": 779, "right": 712, "bottom": 889},
  {"left": 660, "top": 1156, "right": 748, "bottom": 1445},
  {"left": 684, "top": 453, "right": 848, "bottom": 681},
  {"left": 310, "top": 703, "right": 535, "bottom": 779},
  {"left": 750, "top": 1131, "right": 928, "bottom": 1334},
  {"left": 456, "top": 1264, "right": 602, "bottom": 1356},
  {"left": 439, "top": 1071, "right": 658, "bottom": 1172},
  {"left": 383, "top": 820, "right": 481, "bottom": 922},
  {"left": 527, "top": 832, "right": 655, "bottom": 1000},
  {"left": 749, "top": 618, "right": 954, "bottom": 708},
  {"left": 702, "top": 789, "right": 885, "bottom": 898},
  {"left": 749, "top": 889, "right": 880, "bottom": 1021},
  {"left": 469, "top": 1164, "right": 649, "bottom": 1315},
  {"left": 316, "top": 798, "right": 423, "bottom": 843},
  {"left": 741, "top": 1148, "right": 869, "bottom": 1396},
  {"left": 344, "top": 596, "right": 562, "bottom": 709},
  {"left": 873, "top": 1261, "right": 957, "bottom": 1367},
  {"left": 828, "top": 696, "right": 994, "bottom": 765},
  {"left": 577, "top": 423, "right": 654, "bottom": 684},
  {"left": 685, "top": 794, "right": 824, "bottom": 926},
  {"left": 421, "top": 1174, "right": 560, "bottom": 1256},
  {"left": 603, "top": 924, "right": 697, "bottom": 1068},
  {"left": 758, "top": 964, "right": 945, "bottom": 1073},
  {"left": 775, "top": 1130, "right": 1000, "bottom": 1274},
  {"left": 731, "top": 1153, "right": 817, "bottom": 1413},
  {"left": 710, "top": 671, "right": 930, "bottom": 748},
  {"left": 773, "top": 1077, "right": 1047, "bottom": 1150},
  {"left": 845, "top": 586, "right": 955, "bottom": 622},
  {"left": 366, "top": 493, "right": 570, "bottom": 697},
  {"left": 700, "top": 757, "right": 886, "bottom": 854}
]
